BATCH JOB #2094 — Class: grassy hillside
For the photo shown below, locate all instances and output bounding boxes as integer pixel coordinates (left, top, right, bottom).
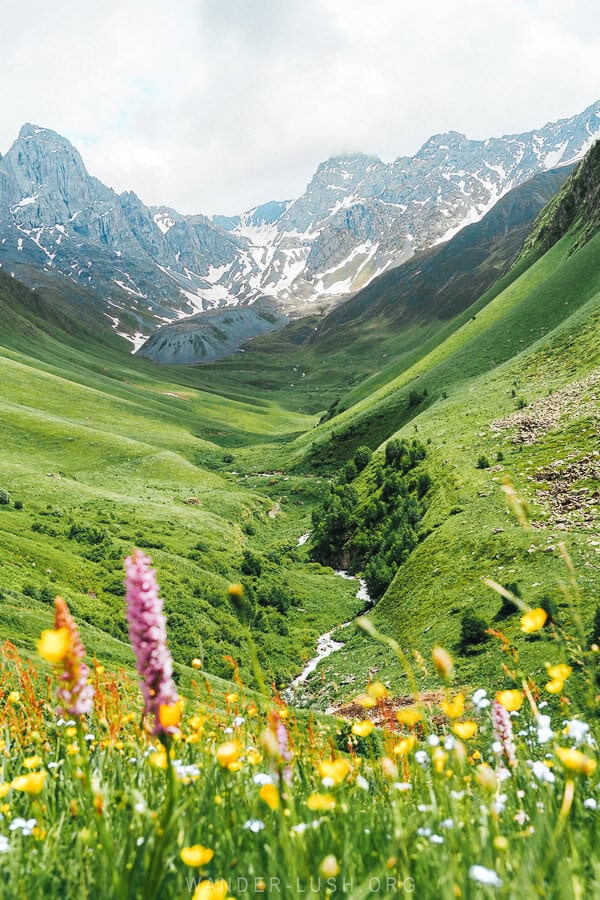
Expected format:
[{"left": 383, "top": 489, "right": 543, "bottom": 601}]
[
  {"left": 291, "top": 228, "right": 600, "bottom": 707},
  {"left": 1, "top": 145, "right": 599, "bottom": 720},
  {"left": 0, "top": 271, "right": 366, "bottom": 697}
]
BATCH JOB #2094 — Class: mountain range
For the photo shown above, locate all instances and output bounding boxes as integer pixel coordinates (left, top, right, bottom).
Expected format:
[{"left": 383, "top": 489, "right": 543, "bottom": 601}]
[{"left": 0, "top": 100, "right": 598, "bottom": 355}]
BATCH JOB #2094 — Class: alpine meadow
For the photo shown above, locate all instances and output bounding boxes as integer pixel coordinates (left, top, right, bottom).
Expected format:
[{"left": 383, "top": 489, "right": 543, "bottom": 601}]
[{"left": 1, "top": 6, "right": 600, "bottom": 897}]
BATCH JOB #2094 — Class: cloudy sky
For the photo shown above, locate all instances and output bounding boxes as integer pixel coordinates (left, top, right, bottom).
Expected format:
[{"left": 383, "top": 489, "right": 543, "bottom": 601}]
[{"left": 2, "top": 0, "right": 599, "bottom": 215}]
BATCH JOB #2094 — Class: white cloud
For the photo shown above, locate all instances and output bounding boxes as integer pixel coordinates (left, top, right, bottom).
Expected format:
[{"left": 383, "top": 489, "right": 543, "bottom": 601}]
[{"left": 1, "top": 0, "right": 599, "bottom": 215}]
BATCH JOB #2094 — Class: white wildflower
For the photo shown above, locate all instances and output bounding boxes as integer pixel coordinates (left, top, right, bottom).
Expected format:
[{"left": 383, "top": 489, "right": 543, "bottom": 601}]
[{"left": 469, "top": 865, "right": 502, "bottom": 888}]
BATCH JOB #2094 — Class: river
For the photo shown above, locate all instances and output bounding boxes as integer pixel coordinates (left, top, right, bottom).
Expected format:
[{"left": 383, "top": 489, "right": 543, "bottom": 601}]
[{"left": 282, "top": 533, "right": 373, "bottom": 703}]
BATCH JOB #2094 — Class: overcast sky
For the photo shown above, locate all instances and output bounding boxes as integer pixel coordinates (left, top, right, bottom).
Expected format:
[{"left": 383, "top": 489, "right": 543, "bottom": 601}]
[{"left": 1, "top": 0, "right": 599, "bottom": 215}]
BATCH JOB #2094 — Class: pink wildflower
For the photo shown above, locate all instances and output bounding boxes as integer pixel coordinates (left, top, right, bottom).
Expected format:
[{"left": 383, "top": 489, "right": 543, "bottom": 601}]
[
  {"left": 53, "top": 596, "right": 95, "bottom": 716},
  {"left": 124, "top": 550, "right": 180, "bottom": 735},
  {"left": 492, "top": 699, "right": 517, "bottom": 767}
]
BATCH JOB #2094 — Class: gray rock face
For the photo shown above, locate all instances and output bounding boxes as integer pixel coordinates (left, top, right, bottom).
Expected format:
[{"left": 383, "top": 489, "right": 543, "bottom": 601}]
[{"left": 0, "top": 102, "right": 599, "bottom": 350}]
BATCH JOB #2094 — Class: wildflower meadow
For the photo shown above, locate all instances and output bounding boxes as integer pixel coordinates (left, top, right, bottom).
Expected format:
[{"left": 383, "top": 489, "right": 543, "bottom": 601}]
[{"left": 0, "top": 547, "right": 599, "bottom": 899}]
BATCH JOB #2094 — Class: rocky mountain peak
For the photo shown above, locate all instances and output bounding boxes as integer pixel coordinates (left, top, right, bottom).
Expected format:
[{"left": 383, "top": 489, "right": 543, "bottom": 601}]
[{"left": 1, "top": 101, "right": 599, "bottom": 352}]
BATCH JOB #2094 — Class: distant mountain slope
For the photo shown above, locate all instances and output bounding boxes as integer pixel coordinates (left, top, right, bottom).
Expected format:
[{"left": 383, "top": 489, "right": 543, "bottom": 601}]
[
  {"left": 0, "top": 101, "right": 598, "bottom": 350},
  {"left": 136, "top": 304, "right": 287, "bottom": 365},
  {"left": 216, "top": 100, "right": 599, "bottom": 309},
  {"left": 281, "top": 139, "right": 600, "bottom": 472},
  {"left": 520, "top": 135, "right": 600, "bottom": 258},
  {"left": 309, "top": 165, "right": 572, "bottom": 349},
  {"left": 290, "top": 137, "right": 600, "bottom": 709}
]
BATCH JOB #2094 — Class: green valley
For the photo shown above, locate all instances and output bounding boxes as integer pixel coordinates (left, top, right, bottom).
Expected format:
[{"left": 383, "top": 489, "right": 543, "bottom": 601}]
[{"left": 1, "top": 143, "right": 600, "bottom": 717}]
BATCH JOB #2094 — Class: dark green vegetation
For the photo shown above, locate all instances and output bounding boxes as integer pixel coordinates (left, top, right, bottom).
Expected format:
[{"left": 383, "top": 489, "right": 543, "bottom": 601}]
[
  {"left": 310, "top": 439, "right": 430, "bottom": 599},
  {"left": 1, "top": 150, "right": 600, "bottom": 713}
]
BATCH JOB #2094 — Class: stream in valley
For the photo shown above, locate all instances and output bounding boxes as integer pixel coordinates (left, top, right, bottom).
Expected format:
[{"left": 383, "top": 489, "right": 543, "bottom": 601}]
[{"left": 282, "top": 533, "right": 373, "bottom": 703}]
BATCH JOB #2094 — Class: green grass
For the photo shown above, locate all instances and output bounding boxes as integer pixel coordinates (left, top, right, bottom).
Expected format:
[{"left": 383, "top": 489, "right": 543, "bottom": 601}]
[
  {"left": 0, "top": 302, "right": 362, "bottom": 695},
  {"left": 294, "top": 232, "right": 600, "bottom": 708}
]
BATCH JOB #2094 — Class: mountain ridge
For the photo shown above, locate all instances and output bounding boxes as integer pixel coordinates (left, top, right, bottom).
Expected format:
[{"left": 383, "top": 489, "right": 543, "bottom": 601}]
[{"left": 0, "top": 100, "right": 598, "bottom": 352}]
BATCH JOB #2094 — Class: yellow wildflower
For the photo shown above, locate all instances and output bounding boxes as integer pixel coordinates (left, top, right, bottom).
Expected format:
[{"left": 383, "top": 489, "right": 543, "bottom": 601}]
[
  {"left": 193, "top": 879, "right": 229, "bottom": 900},
  {"left": 520, "top": 608, "right": 547, "bottom": 633},
  {"left": 246, "top": 748, "right": 262, "bottom": 766},
  {"left": 396, "top": 707, "right": 421, "bottom": 727},
  {"left": 307, "top": 793, "right": 336, "bottom": 811},
  {"left": 320, "top": 855, "right": 340, "bottom": 878},
  {"left": 393, "top": 736, "right": 416, "bottom": 756},
  {"left": 0, "top": 784, "right": 11, "bottom": 798},
  {"left": 356, "top": 694, "right": 378, "bottom": 709},
  {"left": 367, "top": 681, "right": 388, "bottom": 699},
  {"left": 441, "top": 694, "right": 465, "bottom": 719},
  {"left": 318, "top": 759, "right": 350, "bottom": 785},
  {"left": 12, "top": 771, "right": 47, "bottom": 794},
  {"left": 37, "top": 627, "right": 70, "bottom": 663},
  {"left": 191, "top": 658, "right": 203, "bottom": 669},
  {"left": 259, "top": 783, "right": 279, "bottom": 810},
  {"left": 150, "top": 750, "right": 168, "bottom": 769},
  {"left": 555, "top": 747, "right": 597, "bottom": 776},
  {"left": 158, "top": 701, "right": 182, "bottom": 729},
  {"left": 181, "top": 845, "right": 215, "bottom": 867},
  {"left": 453, "top": 721, "right": 478, "bottom": 740},
  {"left": 216, "top": 741, "right": 241, "bottom": 768},
  {"left": 352, "top": 720, "right": 374, "bottom": 737},
  {"left": 496, "top": 690, "right": 523, "bottom": 712},
  {"left": 432, "top": 748, "right": 448, "bottom": 773},
  {"left": 23, "top": 756, "right": 43, "bottom": 770}
]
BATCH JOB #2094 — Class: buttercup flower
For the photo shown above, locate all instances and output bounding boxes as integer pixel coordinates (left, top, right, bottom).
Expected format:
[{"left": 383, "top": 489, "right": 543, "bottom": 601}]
[
  {"left": 555, "top": 747, "right": 597, "bottom": 776},
  {"left": 441, "top": 694, "right": 465, "bottom": 719},
  {"left": 352, "top": 720, "right": 374, "bottom": 737},
  {"left": 520, "top": 608, "right": 547, "bottom": 633},
  {"left": 496, "top": 690, "right": 523, "bottom": 712},
  {"left": 180, "top": 845, "right": 214, "bottom": 867}
]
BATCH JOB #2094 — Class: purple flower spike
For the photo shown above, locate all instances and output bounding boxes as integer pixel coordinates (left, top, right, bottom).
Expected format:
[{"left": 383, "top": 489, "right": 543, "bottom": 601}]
[
  {"left": 492, "top": 699, "right": 517, "bottom": 767},
  {"left": 125, "top": 550, "right": 180, "bottom": 735}
]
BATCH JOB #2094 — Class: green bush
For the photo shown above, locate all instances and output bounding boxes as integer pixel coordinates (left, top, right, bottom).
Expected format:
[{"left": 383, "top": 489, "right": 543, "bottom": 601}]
[
  {"left": 459, "top": 608, "right": 490, "bottom": 653},
  {"left": 241, "top": 550, "right": 262, "bottom": 577},
  {"left": 476, "top": 455, "right": 491, "bottom": 469},
  {"left": 0, "top": 489, "right": 11, "bottom": 506},
  {"left": 498, "top": 582, "right": 521, "bottom": 618},
  {"left": 353, "top": 446, "right": 373, "bottom": 472},
  {"left": 14, "top": 499, "right": 23, "bottom": 510}
]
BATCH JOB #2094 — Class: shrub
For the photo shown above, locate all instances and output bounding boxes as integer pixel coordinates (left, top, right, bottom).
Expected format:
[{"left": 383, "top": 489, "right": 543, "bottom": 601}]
[
  {"left": 353, "top": 446, "right": 373, "bottom": 472},
  {"left": 241, "top": 550, "right": 262, "bottom": 577},
  {"left": 343, "top": 460, "right": 358, "bottom": 483},
  {"left": 408, "top": 388, "right": 428, "bottom": 408},
  {"left": 416, "top": 472, "right": 432, "bottom": 499},
  {"left": 498, "top": 582, "right": 521, "bottom": 618},
  {"left": 0, "top": 489, "right": 10, "bottom": 506},
  {"left": 476, "top": 455, "right": 491, "bottom": 469},
  {"left": 459, "top": 608, "right": 490, "bottom": 652},
  {"left": 539, "top": 594, "right": 559, "bottom": 625},
  {"left": 516, "top": 398, "right": 527, "bottom": 410},
  {"left": 589, "top": 605, "right": 600, "bottom": 648}
]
